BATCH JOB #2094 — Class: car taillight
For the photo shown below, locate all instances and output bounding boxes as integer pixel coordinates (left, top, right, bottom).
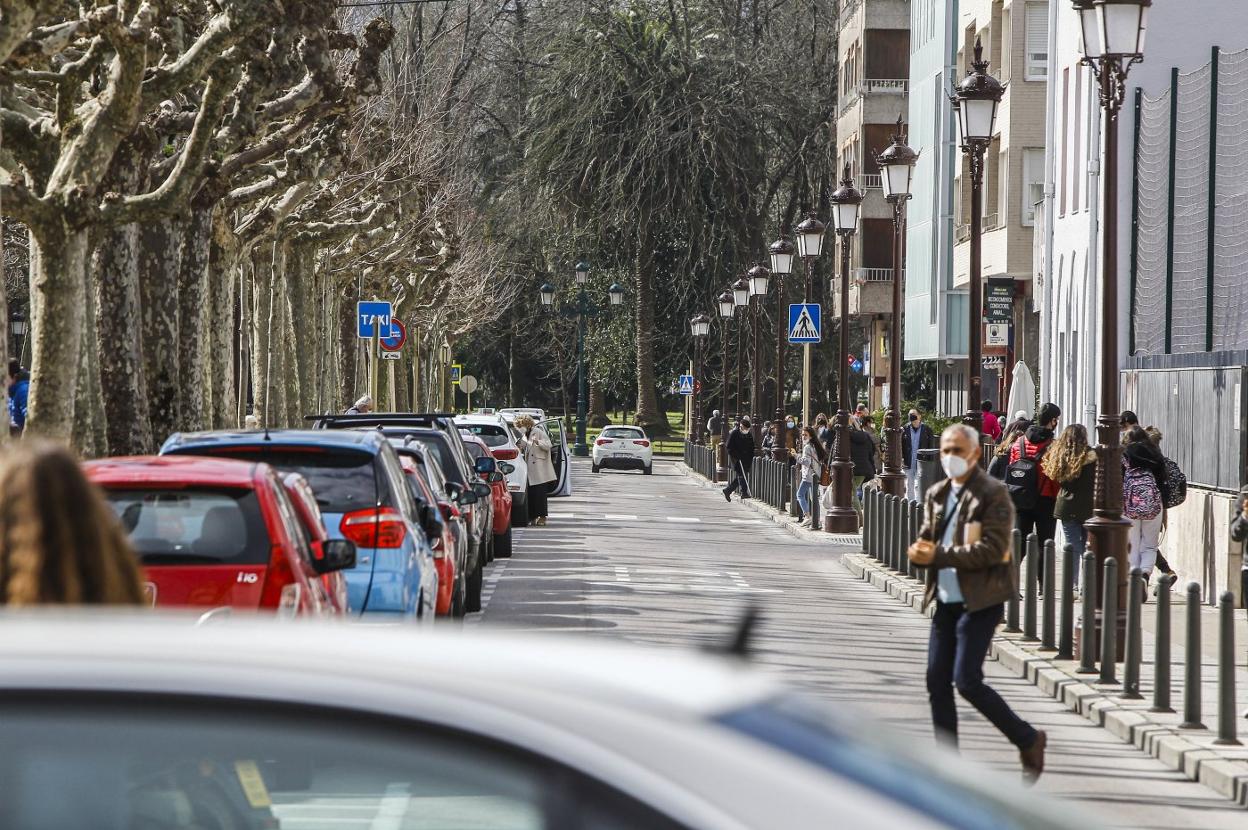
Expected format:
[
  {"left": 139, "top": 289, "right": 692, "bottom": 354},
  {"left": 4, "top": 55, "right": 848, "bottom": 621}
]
[
  {"left": 340, "top": 507, "right": 407, "bottom": 549},
  {"left": 492, "top": 448, "right": 519, "bottom": 460},
  {"left": 634, "top": 440, "right": 650, "bottom": 447},
  {"left": 595, "top": 438, "right": 609, "bottom": 445}
]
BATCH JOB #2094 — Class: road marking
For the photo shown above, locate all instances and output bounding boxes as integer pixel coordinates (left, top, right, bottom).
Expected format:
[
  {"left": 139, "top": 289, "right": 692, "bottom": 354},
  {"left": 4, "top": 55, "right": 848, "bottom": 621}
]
[
  {"left": 614, "top": 566, "right": 631, "bottom": 583},
  {"left": 725, "top": 570, "right": 752, "bottom": 590},
  {"left": 370, "top": 783, "right": 411, "bottom": 830},
  {"left": 547, "top": 512, "right": 576, "bottom": 518},
  {"left": 604, "top": 513, "right": 638, "bottom": 520},
  {"left": 665, "top": 516, "right": 701, "bottom": 523},
  {"left": 729, "top": 519, "right": 763, "bottom": 524}
]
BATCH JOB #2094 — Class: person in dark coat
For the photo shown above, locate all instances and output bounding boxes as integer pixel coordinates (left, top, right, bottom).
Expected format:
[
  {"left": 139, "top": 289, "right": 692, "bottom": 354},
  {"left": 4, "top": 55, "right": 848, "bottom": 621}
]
[
  {"left": 902, "top": 409, "right": 937, "bottom": 501},
  {"left": 1041, "top": 424, "right": 1095, "bottom": 588},
  {"left": 723, "top": 417, "right": 756, "bottom": 501},
  {"left": 849, "top": 416, "right": 876, "bottom": 515}
]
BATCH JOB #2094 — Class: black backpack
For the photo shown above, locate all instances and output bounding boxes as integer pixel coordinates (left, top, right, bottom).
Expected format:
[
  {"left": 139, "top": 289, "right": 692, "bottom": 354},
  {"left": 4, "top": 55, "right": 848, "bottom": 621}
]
[
  {"left": 1161, "top": 456, "right": 1187, "bottom": 508},
  {"left": 1006, "top": 437, "right": 1049, "bottom": 511}
]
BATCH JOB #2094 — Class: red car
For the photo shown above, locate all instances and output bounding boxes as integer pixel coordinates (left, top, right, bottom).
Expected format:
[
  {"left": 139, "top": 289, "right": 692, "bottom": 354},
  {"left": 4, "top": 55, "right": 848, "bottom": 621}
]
[
  {"left": 460, "top": 433, "right": 513, "bottom": 558},
  {"left": 85, "top": 456, "right": 355, "bottom": 617},
  {"left": 397, "top": 452, "right": 463, "bottom": 617},
  {"left": 280, "top": 472, "right": 349, "bottom": 615}
]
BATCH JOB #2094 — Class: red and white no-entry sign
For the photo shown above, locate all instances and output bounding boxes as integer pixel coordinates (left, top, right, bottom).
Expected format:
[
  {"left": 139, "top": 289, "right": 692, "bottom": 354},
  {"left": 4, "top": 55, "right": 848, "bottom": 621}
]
[{"left": 380, "top": 318, "right": 407, "bottom": 352}]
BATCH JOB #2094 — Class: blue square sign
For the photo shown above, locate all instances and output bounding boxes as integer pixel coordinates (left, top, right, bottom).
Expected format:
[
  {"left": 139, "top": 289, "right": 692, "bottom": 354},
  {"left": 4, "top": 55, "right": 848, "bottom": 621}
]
[
  {"left": 357, "top": 300, "right": 394, "bottom": 339},
  {"left": 788, "top": 303, "right": 821, "bottom": 344},
  {"left": 677, "top": 374, "right": 694, "bottom": 395}
]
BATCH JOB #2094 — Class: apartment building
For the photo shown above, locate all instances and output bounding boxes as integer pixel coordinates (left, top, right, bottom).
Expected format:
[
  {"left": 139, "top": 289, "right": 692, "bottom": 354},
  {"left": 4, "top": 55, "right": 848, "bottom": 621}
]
[{"left": 834, "top": 0, "right": 910, "bottom": 409}]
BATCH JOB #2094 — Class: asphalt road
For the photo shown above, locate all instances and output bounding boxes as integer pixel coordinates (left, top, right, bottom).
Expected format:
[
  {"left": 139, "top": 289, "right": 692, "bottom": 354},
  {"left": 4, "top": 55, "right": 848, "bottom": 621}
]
[{"left": 473, "top": 457, "right": 1247, "bottom": 828}]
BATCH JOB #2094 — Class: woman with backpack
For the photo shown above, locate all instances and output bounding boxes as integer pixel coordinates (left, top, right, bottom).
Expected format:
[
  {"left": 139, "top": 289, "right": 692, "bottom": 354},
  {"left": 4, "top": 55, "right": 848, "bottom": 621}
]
[
  {"left": 794, "top": 426, "right": 827, "bottom": 528},
  {"left": 1122, "top": 426, "right": 1168, "bottom": 584},
  {"left": 1041, "top": 425, "right": 1096, "bottom": 589}
]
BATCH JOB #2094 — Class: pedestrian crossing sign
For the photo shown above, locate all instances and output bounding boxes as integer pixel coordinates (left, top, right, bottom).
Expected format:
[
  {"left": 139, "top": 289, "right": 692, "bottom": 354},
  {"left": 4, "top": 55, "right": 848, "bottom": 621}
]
[
  {"left": 678, "top": 374, "right": 694, "bottom": 395},
  {"left": 788, "top": 303, "right": 821, "bottom": 344}
]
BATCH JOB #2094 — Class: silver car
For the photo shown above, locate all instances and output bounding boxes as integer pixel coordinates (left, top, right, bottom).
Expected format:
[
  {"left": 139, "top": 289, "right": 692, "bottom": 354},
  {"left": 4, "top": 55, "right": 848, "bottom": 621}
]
[{"left": 0, "top": 615, "right": 1087, "bottom": 829}]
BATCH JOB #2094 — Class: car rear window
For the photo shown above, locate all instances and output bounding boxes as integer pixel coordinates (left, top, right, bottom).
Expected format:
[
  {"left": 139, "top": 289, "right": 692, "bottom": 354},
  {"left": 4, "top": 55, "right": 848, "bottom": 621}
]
[
  {"left": 402, "top": 435, "right": 464, "bottom": 486},
  {"left": 462, "top": 442, "right": 486, "bottom": 460},
  {"left": 103, "top": 488, "right": 271, "bottom": 566},
  {"left": 601, "top": 427, "right": 644, "bottom": 439},
  {"left": 175, "top": 448, "right": 384, "bottom": 514},
  {"left": 460, "top": 424, "right": 509, "bottom": 447}
]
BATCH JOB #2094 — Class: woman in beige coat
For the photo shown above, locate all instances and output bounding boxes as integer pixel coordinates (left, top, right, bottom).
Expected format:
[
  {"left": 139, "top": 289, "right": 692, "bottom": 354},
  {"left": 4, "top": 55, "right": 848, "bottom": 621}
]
[{"left": 515, "top": 415, "right": 557, "bottom": 525}]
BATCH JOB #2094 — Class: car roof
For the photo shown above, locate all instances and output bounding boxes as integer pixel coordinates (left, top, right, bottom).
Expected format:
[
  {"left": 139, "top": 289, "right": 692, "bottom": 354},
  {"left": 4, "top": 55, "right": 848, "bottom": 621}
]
[
  {"left": 84, "top": 455, "right": 264, "bottom": 488},
  {"left": 162, "top": 429, "right": 385, "bottom": 455}
]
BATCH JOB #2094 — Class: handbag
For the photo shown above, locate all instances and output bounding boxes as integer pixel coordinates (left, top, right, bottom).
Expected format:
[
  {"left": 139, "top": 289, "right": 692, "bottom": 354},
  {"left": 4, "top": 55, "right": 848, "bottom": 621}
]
[{"left": 820, "top": 462, "right": 831, "bottom": 487}]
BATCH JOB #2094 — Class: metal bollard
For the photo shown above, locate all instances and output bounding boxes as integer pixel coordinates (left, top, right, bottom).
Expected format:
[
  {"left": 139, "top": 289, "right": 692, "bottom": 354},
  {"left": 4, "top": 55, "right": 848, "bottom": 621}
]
[
  {"left": 1041, "top": 540, "right": 1057, "bottom": 650},
  {"left": 1150, "top": 573, "right": 1177, "bottom": 713},
  {"left": 1023, "top": 533, "right": 1039, "bottom": 641},
  {"left": 910, "top": 500, "right": 922, "bottom": 579},
  {"left": 1099, "top": 557, "right": 1119, "bottom": 684},
  {"left": 884, "top": 496, "right": 895, "bottom": 569},
  {"left": 871, "top": 490, "right": 880, "bottom": 560},
  {"left": 892, "top": 496, "right": 903, "bottom": 572},
  {"left": 1122, "top": 568, "right": 1144, "bottom": 699},
  {"left": 1006, "top": 529, "right": 1022, "bottom": 633},
  {"left": 1214, "top": 591, "right": 1240, "bottom": 745},
  {"left": 1058, "top": 543, "right": 1075, "bottom": 660},
  {"left": 1180, "top": 581, "right": 1205, "bottom": 729},
  {"left": 864, "top": 489, "right": 874, "bottom": 555},
  {"left": 1078, "top": 552, "right": 1098, "bottom": 674}
]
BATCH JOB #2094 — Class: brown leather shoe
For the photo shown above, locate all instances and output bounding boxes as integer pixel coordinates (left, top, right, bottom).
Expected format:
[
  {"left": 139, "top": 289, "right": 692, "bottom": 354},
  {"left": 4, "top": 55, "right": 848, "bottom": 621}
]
[{"left": 1020, "top": 731, "right": 1046, "bottom": 785}]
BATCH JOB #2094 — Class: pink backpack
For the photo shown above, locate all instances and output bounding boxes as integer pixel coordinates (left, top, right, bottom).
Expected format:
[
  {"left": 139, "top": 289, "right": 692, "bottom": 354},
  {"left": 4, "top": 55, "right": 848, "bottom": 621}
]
[{"left": 1122, "top": 463, "right": 1161, "bottom": 520}]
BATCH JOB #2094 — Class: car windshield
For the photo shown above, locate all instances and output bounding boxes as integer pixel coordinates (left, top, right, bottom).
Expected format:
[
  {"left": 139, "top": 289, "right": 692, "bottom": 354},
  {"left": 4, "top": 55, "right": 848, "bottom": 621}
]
[
  {"left": 174, "top": 448, "right": 383, "bottom": 514},
  {"left": 402, "top": 435, "right": 463, "bottom": 486},
  {"left": 103, "top": 488, "right": 270, "bottom": 566},
  {"left": 460, "top": 423, "right": 510, "bottom": 447},
  {"left": 601, "top": 427, "right": 644, "bottom": 440}
]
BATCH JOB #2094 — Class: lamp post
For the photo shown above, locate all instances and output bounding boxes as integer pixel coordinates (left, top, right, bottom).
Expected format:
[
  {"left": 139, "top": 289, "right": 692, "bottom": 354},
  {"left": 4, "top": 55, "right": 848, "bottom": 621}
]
[
  {"left": 827, "top": 165, "right": 863, "bottom": 532},
  {"left": 690, "top": 314, "right": 711, "bottom": 444},
  {"left": 732, "top": 277, "right": 749, "bottom": 421},
  {"left": 950, "top": 37, "right": 1004, "bottom": 433},
  {"left": 439, "top": 340, "right": 452, "bottom": 411},
  {"left": 875, "top": 117, "right": 919, "bottom": 498},
  {"left": 769, "top": 236, "right": 793, "bottom": 461},
  {"left": 717, "top": 290, "right": 735, "bottom": 474},
  {"left": 792, "top": 216, "right": 825, "bottom": 430},
  {"left": 747, "top": 264, "right": 770, "bottom": 454},
  {"left": 9, "top": 309, "right": 26, "bottom": 362},
  {"left": 1075, "top": 0, "right": 1149, "bottom": 657}
]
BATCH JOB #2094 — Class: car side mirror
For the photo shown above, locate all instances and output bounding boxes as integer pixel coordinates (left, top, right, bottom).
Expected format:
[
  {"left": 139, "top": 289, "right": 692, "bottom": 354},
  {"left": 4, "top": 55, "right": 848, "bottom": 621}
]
[
  {"left": 471, "top": 481, "right": 492, "bottom": 498},
  {"left": 457, "top": 490, "right": 479, "bottom": 506},
  {"left": 498, "top": 461, "right": 515, "bottom": 475},
  {"left": 316, "top": 539, "right": 356, "bottom": 574},
  {"left": 474, "top": 455, "right": 497, "bottom": 475},
  {"left": 487, "top": 471, "right": 504, "bottom": 483},
  {"left": 420, "top": 503, "right": 445, "bottom": 540}
]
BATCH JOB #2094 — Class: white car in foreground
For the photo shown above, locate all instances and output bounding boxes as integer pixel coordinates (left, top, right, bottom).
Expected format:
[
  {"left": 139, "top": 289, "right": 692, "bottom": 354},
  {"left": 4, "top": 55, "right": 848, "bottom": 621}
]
[
  {"left": 0, "top": 615, "right": 1086, "bottom": 830},
  {"left": 592, "top": 425, "right": 653, "bottom": 475}
]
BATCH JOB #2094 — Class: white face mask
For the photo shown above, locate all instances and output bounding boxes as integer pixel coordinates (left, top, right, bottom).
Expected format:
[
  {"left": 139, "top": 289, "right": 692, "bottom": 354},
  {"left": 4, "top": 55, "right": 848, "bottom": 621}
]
[{"left": 941, "top": 452, "right": 970, "bottom": 479}]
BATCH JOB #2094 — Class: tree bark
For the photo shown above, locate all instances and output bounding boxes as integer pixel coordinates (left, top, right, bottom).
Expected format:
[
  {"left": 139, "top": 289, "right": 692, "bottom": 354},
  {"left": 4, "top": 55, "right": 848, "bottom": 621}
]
[
  {"left": 177, "top": 207, "right": 212, "bottom": 432},
  {"left": 251, "top": 248, "right": 273, "bottom": 427},
  {"left": 95, "top": 220, "right": 153, "bottom": 454},
  {"left": 633, "top": 212, "right": 664, "bottom": 434},
  {"left": 26, "top": 222, "right": 88, "bottom": 441},
  {"left": 209, "top": 209, "right": 238, "bottom": 428},
  {"left": 139, "top": 219, "right": 183, "bottom": 444},
  {"left": 339, "top": 276, "right": 359, "bottom": 409},
  {"left": 588, "top": 383, "right": 607, "bottom": 426}
]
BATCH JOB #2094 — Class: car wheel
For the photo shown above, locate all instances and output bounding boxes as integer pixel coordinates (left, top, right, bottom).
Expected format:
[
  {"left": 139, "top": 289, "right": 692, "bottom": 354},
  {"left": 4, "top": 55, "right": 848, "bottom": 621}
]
[
  {"left": 484, "top": 530, "right": 495, "bottom": 564},
  {"left": 466, "top": 560, "right": 484, "bottom": 613},
  {"left": 513, "top": 495, "right": 529, "bottom": 526},
  {"left": 592, "top": 463, "right": 600, "bottom": 473},
  {"left": 644, "top": 464, "right": 653, "bottom": 475},
  {"left": 495, "top": 525, "right": 512, "bottom": 558}
]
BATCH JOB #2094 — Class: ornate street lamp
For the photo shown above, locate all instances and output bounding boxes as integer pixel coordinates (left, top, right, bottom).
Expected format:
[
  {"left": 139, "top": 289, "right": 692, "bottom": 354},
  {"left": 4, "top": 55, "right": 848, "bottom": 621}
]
[
  {"left": 689, "top": 314, "right": 711, "bottom": 444},
  {"left": 875, "top": 117, "right": 919, "bottom": 499},
  {"left": 747, "top": 264, "right": 770, "bottom": 453},
  {"left": 794, "top": 215, "right": 826, "bottom": 260},
  {"left": 716, "top": 290, "right": 736, "bottom": 476},
  {"left": 732, "top": 276, "right": 750, "bottom": 423},
  {"left": 827, "top": 166, "right": 864, "bottom": 533},
  {"left": 574, "top": 258, "right": 590, "bottom": 287},
  {"left": 768, "top": 234, "right": 796, "bottom": 462},
  {"left": 538, "top": 282, "right": 556, "bottom": 307},
  {"left": 1074, "top": 0, "right": 1149, "bottom": 660},
  {"left": 608, "top": 282, "right": 625, "bottom": 306},
  {"left": 950, "top": 37, "right": 1005, "bottom": 433}
]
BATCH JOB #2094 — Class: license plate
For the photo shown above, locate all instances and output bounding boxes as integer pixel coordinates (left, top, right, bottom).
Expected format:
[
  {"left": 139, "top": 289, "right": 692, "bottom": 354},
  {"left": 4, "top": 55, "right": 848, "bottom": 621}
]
[{"left": 613, "top": 452, "right": 632, "bottom": 459}]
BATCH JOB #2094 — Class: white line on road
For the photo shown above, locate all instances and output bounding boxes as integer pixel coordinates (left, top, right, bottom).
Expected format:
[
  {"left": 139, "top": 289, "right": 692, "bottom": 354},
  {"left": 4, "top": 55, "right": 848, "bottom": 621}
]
[
  {"left": 547, "top": 512, "right": 576, "bottom": 518},
  {"left": 604, "top": 513, "right": 639, "bottom": 520},
  {"left": 665, "top": 516, "right": 701, "bottom": 523},
  {"left": 369, "top": 783, "right": 411, "bottom": 830},
  {"left": 614, "top": 566, "right": 631, "bottom": 583},
  {"left": 729, "top": 519, "right": 763, "bottom": 524}
]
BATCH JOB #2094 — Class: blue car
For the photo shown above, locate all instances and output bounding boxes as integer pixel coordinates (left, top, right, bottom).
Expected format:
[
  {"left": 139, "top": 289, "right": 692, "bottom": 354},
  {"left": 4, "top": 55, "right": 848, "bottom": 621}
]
[{"left": 161, "top": 430, "right": 438, "bottom": 621}]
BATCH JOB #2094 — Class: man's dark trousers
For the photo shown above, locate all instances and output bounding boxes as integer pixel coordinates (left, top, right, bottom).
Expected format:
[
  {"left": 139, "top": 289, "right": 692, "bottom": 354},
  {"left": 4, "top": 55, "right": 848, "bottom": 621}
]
[
  {"left": 724, "top": 458, "right": 752, "bottom": 498},
  {"left": 926, "top": 601, "right": 1038, "bottom": 750}
]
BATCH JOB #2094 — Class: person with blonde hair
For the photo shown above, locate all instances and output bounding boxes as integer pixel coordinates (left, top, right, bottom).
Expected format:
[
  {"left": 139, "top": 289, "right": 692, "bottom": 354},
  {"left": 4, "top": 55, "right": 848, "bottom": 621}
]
[
  {"left": 0, "top": 442, "right": 144, "bottom": 606},
  {"left": 1041, "top": 424, "right": 1096, "bottom": 585},
  {"left": 514, "top": 415, "right": 556, "bottom": 525}
]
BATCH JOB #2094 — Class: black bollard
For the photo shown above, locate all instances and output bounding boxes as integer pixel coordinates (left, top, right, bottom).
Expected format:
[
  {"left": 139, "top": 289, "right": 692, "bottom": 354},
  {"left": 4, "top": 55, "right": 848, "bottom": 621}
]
[
  {"left": 1122, "top": 568, "right": 1144, "bottom": 699},
  {"left": 1041, "top": 540, "right": 1057, "bottom": 650},
  {"left": 1006, "top": 529, "right": 1022, "bottom": 633},
  {"left": 1058, "top": 543, "right": 1075, "bottom": 660},
  {"left": 1150, "top": 573, "right": 1176, "bottom": 713},
  {"left": 1099, "top": 557, "right": 1119, "bottom": 684},
  {"left": 1023, "top": 533, "right": 1039, "bottom": 641},
  {"left": 1180, "top": 581, "right": 1205, "bottom": 729},
  {"left": 911, "top": 500, "right": 923, "bottom": 579},
  {"left": 1214, "top": 591, "right": 1240, "bottom": 745},
  {"left": 1078, "top": 552, "right": 1098, "bottom": 674}
]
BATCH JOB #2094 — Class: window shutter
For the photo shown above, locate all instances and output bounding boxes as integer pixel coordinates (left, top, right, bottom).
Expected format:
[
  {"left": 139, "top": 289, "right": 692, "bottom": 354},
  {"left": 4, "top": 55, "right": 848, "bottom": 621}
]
[{"left": 1025, "top": 3, "right": 1048, "bottom": 79}]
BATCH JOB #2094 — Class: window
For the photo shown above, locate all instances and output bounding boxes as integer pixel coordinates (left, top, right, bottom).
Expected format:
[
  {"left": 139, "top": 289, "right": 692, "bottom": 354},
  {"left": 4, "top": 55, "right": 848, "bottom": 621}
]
[
  {"left": 1073, "top": 66, "right": 1082, "bottom": 212},
  {"left": 1024, "top": 2, "right": 1048, "bottom": 80},
  {"left": 1022, "top": 148, "right": 1044, "bottom": 226},
  {"left": 602, "top": 427, "right": 644, "bottom": 439},
  {"left": 178, "top": 447, "right": 385, "bottom": 514},
  {"left": 105, "top": 487, "right": 271, "bottom": 565},
  {"left": 1059, "top": 68, "right": 1068, "bottom": 216}
]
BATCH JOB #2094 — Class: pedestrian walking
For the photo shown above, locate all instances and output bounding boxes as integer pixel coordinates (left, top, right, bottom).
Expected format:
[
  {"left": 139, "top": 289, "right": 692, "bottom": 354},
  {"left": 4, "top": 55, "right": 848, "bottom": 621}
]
[
  {"left": 515, "top": 415, "right": 556, "bottom": 526},
  {"left": 849, "top": 416, "right": 876, "bottom": 515},
  {"left": 761, "top": 421, "right": 776, "bottom": 454},
  {"left": 1006, "top": 402, "right": 1061, "bottom": 581},
  {"left": 794, "top": 427, "right": 827, "bottom": 527},
  {"left": 1119, "top": 409, "right": 1139, "bottom": 441},
  {"left": 815, "top": 413, "right": 833, "bottom": 448},
  {"left": 1228, "top": 487, "right": 1248, "bottom": 619},
  {"left": 1122, "top": 426, "right": 1167, "bottom": 581},
  {"left": 902, "top": 409, "right": 937, "bottom": 501},
  {"left": 707, "top": 409, "right": 723, "bottom": 450},
  {"left": 908, "top": 424, "right": 1047, "bottom": 783},
  {"left": 0, "top": 441, "right": 145, "bottom": 605},
  {"left": 344, "top": 394, "right": 373, "bottom": 415},
  {"left": 7, "top": 359, "right": 29, "bottom": 436},
  {"left": 1041, "top": 424, "right": 1095, "bottom": 588},
  {"left": 723, "top": 417, "right": 755, "bottom": 501},
  {"left": 981, "top": 401, "right": 1002, "bottom": 442},
  {"left": 1145, "top": 425, "right": 1181, "bottom": 578}
]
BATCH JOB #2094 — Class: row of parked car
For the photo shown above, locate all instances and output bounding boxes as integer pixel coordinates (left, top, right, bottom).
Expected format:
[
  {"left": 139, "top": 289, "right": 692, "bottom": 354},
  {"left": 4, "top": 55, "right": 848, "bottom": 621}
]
[{"left": 83, "top": 409, "right": 572, "bottom": 621}]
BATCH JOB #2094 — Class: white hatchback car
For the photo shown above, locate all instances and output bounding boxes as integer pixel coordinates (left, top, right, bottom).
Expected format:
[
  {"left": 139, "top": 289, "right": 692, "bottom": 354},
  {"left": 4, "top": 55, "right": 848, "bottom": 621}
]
[
  {"left": 592, "top": 425, "right": 653, "bottom": 475},
  {"left": 456, "top": 413, "right": 531, "bottom": 524}
]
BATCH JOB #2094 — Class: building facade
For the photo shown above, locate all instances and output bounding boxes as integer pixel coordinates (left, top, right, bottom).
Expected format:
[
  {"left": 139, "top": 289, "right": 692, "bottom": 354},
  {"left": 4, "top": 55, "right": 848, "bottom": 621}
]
[{"left": 835, "top": 0, "right": 911, "bottom": 410}]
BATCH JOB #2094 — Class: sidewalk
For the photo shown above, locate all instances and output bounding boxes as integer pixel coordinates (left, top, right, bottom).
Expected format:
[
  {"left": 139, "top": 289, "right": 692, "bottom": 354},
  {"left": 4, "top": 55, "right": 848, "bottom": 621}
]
[{"left": 677, "top": 462, "right": 1248, "bottom": 805}]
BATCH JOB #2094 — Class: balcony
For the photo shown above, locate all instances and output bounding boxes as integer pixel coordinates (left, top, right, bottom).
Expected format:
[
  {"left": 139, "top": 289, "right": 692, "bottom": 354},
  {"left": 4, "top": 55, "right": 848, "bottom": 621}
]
[
  {"left": 855, "top": 267, "right": 897, "bottom": 283},
  {"left": 954, "top": 212, "right": 1001, "bottom": 243},
  {"left": 862, "top": 173, "right": 882, "bottom": 190},
  {"left": 840, "top": 78, "right": 909, "bottom": 115}
]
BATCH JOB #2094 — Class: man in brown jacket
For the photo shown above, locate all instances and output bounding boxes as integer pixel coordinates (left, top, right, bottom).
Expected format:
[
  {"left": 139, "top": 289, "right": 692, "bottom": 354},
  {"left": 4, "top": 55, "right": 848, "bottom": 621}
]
[{"left": 908, "top": 424, "right": 1047, "bottom": 784}]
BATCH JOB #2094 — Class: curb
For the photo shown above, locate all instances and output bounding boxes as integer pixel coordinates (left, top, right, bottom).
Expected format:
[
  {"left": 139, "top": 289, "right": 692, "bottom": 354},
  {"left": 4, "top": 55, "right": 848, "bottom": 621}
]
[{"left": 841, "top": 552, "right": 1248, "bottom": 806}]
